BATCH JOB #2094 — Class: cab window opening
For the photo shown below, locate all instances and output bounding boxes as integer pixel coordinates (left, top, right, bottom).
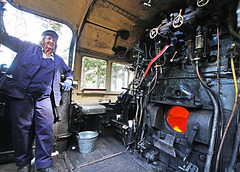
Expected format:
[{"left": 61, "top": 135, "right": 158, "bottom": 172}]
[
  {"left": 111, "top": 62, "right": 129, "bottom": 92},
  {"left": 80, "top": 56, "right": 132, "bottom": 93},
  {"left": 0, "top": 2, "right": 72, "bottom": 67},
  {"left": 80, "top": 56, "right": 107, "bottom": 90}
]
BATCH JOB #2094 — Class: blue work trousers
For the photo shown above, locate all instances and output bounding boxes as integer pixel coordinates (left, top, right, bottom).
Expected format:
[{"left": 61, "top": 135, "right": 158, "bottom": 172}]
[{"left": 9, "top": 93, "right": 54, "bottom": 169}]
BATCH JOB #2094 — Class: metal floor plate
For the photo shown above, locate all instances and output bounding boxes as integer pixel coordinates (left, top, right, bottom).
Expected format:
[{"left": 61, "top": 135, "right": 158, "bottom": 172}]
[{"left": 0, "top": 137, "right": 161, "bottom": 172}]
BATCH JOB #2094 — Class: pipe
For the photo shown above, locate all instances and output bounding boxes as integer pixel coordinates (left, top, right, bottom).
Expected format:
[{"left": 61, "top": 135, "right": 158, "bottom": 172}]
[
  {"left": 228, "top": 0, "right": 240, "bottom": 42},
  {"left": 216, "top": 26, "right": 224, "bottom": 139},
  {"left": 217, "top": 27, "right": 220, "bottom": 95},
  {"left": 228, "top": 22, "right": 240, "bottom": 42},
  {"left": 227, "top": 58, "right": 240, "bottom": 171},
  {"left": 0, "top": 150, "right": 14, "bottom": 155},
  {"left": 138, "top": 95, "right": 143, "bottom": 126},
  {"left": 227, "top": 123, "right": 240, "bottom": 171},
  {"left": 196, "top": 62, "right": 219, "bottom": 172},
  {"left": 144, "top": 43, "right": 148, "bottom": 59},
  {"left": 215, "top": 57, "right": 239, "bottom": 172},
  {"left": 203, "top": 90, "right": 219, "bottom": 172},
  {"left": 147, "top": 70, "right": 158, "bottom": 95},
  {"left": 135, "top": 97, "right": 139, "bottom": 130},
  {"left": 141, "top": 45, "right": 170, "bottom": 80}
]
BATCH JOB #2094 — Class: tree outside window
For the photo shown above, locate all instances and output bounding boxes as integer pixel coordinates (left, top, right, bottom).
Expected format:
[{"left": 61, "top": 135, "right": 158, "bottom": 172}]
[
  {"left": 81, "top": 57, "right": 106, "bottom": 89},
  {"left": 111, "top": 63, "right": 128, "bottom": 91},
  {"left": 0, "top": 2, "right": 72, "bottom": 66}
]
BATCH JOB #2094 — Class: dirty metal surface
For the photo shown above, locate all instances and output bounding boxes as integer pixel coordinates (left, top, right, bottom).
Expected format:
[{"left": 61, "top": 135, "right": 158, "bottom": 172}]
[
  {"left": 0, "top": 137, "right": 162, "bottom": 172},
  {"left": 0, "top": 155, "right": 67, "bottom": 172},
  {"left": 67, "top": 136, "right": 165, "bottom": 172}
]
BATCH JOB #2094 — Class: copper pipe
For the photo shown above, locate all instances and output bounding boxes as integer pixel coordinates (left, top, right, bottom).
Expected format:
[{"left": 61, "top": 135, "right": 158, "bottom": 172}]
[{"left": 215, "top": 58, "right": 238, "bottom": 172}]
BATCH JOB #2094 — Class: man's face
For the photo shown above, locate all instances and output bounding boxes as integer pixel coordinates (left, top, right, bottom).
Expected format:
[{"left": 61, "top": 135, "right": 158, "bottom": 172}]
[{"left": 43, "top": 35, "right": 56, "bottom": 51}]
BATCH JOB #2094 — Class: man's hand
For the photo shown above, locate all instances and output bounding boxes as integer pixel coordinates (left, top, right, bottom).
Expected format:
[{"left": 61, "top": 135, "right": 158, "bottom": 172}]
[{"left": 62, "top": 79, "right": 74, "bottom": 91}]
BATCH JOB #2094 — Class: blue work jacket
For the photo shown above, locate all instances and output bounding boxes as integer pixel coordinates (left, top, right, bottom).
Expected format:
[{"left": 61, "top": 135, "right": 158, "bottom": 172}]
[{"left": 0, "top": 32, "right": 73, "bottom": 106}]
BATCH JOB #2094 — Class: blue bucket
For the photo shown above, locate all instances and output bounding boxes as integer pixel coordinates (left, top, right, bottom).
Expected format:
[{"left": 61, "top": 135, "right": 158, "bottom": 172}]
[{"left": 77, "top": 131, "right": 98, "bottom": 153}]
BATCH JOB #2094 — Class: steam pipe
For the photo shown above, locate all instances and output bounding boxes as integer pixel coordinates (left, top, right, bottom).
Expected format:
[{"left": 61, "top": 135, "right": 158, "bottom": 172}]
[
  {"left": 227, "top": 123, "right": 240, "bottom": 170},
  {"left": 228, "top": 23, "right": 240, "bottom": 41},
  {"left": 216, "top": 57, "right": 239, "bottom": 172},
  {"left": 138, "top": 95, "right": 143, "bottom": 126},
  {"left": 147, "top": 70, "right": 158, "bottom": 95},
  {"left": 144, "top": 43, "right": 148, "bottom": 59},
  {"left": 195, "top": 62, "right": 219, "bottom": 172},
  {"left": 228, "top": 0, "right": 240, "bottom": 42},
  {"left": 141, "top": 45, "right": 170, "bottom": 80},
  {"left": 135, "top": 97, "right": 139, "bottom": 128},
  {"left": 204, "top": 88, "right": 218, "bottom": 172},
  {"left": 216, "top": 27, "right": 220, "bottom": 95}
]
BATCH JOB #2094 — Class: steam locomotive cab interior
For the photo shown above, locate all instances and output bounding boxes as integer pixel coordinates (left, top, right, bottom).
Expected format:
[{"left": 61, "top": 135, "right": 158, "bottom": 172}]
[{"left": 1, "top": 0, "right": 240, "bottom": 171}]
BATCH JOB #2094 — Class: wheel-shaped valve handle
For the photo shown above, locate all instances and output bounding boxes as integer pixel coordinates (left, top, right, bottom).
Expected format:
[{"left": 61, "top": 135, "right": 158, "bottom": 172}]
[
  {"left": 173, "top": 9, "right": 184, "bottom": 28},
  {"left": 149, "top": 28, "right": 158, "bottom": 39},
  {"left": 149, "top": 23, "right": 164, "bottom": 39},
  {"left": 197, "top": 0, "right": 209, "bottom": 7}
]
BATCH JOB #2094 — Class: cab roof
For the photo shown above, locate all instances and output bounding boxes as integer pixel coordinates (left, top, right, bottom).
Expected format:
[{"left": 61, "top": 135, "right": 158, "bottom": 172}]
[{"left": 7, "top": 0, "right": 186, "bottom": 61}]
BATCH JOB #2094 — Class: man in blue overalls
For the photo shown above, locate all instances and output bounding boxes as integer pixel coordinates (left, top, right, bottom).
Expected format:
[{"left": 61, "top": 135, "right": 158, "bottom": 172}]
[{"left": 0, "top": 26, "right": 73, "bottom": 172}]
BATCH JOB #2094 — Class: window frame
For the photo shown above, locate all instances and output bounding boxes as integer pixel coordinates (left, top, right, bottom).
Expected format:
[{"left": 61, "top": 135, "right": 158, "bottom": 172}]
[
  {"left": 80, "top": 56, "right": 107, "bottom": 90},
  {"left": 110, "top": 62, "right": 129, "bottom": 92},
  {"left": 79, "top": 56, "right": 131, "bottom": 94}
]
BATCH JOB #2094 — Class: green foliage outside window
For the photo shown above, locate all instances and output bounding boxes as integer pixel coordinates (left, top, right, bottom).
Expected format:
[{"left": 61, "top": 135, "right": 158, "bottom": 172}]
[
  {"left": 111, "top": 63, "right": 128, "bottom": 91},
  {"left": 81, "top": 57, "right": 106, "bottom": 89}
]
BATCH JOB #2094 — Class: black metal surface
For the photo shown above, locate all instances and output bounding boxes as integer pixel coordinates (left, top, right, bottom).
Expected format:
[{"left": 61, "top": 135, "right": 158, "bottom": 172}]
[
  {"left": 85, "top": 0, "right": 240, "bottom": 171},
  {"left": 186, "top": 109, "right": 213, "bottom": 145}
]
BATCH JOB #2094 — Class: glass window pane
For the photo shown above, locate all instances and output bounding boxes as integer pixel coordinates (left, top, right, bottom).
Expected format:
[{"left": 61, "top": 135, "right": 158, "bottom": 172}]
[
  {"left": 111, "top": 63, "right": 128, "bottom": 91},
  {"left": 81, "top": 57, "right": 106, "bottom": 89}
]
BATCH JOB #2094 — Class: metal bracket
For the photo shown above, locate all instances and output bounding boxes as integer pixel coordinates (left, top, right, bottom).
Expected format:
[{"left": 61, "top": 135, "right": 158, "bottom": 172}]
[
  {"left": 187, "top": 123, "right": 199, "bottom": 146},
  {"left": 153, "top": 134, "right": 176, "bottom": 157},
  {"left": 178, "top": 162, "right": 199, "bottom": 172}
]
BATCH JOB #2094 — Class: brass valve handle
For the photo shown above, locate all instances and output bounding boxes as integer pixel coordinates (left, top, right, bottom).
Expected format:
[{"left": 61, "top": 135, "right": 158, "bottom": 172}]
[
  {"left": 197, "top": 0, "right": 209, "bottom": 7},
  {"left": 149, "top": 23, "right": 163, "bottom": 39},
  {"left": 173, "top": 9, "right": 184, "bottom": 28}
]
